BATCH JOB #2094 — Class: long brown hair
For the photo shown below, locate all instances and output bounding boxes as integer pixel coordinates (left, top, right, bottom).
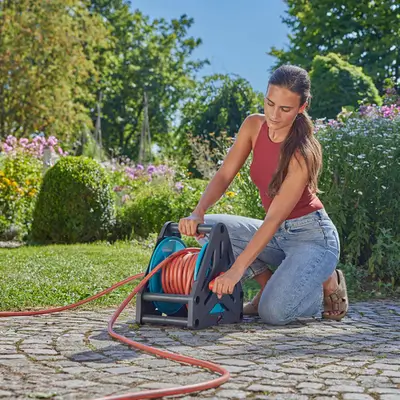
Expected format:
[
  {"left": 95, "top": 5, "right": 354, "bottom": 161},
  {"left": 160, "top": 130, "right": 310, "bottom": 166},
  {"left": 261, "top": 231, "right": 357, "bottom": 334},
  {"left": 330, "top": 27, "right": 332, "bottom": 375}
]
[{"left": 267, "top": 65, "right": 322, "bottom": 197}]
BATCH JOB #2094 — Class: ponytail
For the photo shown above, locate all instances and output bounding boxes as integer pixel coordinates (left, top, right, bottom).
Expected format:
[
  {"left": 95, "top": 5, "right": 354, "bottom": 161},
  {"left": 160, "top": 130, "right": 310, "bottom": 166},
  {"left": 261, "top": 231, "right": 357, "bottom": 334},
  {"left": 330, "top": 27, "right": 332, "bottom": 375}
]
[{"left": 268, "top": 111, "right": 322, "bottom": 197}]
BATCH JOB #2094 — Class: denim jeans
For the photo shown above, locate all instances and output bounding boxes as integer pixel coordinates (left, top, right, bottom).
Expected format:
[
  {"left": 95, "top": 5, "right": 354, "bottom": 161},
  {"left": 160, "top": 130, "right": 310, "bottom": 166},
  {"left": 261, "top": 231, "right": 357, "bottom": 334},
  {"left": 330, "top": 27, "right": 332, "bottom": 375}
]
[{"left": 198, "top": 209, "right": 340, "bottom": 325}]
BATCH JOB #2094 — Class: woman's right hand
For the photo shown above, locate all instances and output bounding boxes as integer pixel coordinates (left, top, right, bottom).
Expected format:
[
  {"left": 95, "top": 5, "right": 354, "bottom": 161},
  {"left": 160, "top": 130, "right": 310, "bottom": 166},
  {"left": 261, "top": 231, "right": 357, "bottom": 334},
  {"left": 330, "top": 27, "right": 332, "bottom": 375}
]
[{"left": 178, "top": 213, "right": 205, "bottom": 237}]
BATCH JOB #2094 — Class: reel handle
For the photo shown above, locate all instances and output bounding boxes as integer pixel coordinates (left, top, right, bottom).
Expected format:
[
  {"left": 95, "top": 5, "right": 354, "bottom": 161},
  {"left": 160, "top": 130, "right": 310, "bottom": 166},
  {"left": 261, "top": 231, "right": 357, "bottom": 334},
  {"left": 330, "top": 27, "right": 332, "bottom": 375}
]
[
  {"left": 169, "top": 223, "right": 214, "bottom": 235},
  {"left": 208, "top": 272, "right": 225, "bottom": 291}
]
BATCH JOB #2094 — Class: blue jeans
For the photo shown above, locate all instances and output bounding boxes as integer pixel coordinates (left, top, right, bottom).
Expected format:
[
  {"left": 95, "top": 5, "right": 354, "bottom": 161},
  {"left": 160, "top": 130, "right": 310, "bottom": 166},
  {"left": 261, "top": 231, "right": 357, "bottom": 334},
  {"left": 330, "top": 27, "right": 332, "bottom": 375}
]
[{"left": 198, "top": 209, "right": 340, "bottom": 325}]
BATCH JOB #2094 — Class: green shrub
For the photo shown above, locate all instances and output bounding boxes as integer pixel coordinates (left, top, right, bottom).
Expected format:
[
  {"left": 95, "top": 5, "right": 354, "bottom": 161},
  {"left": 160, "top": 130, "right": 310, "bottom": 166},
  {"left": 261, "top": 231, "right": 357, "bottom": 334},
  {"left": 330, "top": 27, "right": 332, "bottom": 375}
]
[
  {"left": 113, "top": 179, "right": 206, "bottom": 239},
  {"left": 309, "top": 53, "right": 382, "bottom": 119},
  {"left": 317, "top": 115, "right": 400, "bottom": 287},
  {"left": 105, "top": 160, "right": 176, "bottom": 210},
  {"left": 230, "top": 161, "right": 265, "bottom": 219},
  {"left": 112, "top": 177, "right": 239, "bottom": 240},
  {"left": 31, "top": 156, "right": 115, "bottom": 243},
  {"left": 0, "top": 153, "right": 42, "bottom": 240}
]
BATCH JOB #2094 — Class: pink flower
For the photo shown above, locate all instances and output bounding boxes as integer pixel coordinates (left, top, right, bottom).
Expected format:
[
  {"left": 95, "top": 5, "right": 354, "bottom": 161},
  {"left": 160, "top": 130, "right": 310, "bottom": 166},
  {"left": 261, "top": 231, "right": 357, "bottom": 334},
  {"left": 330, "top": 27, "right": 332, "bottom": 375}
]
[
  {"left": 147, "top": 165, "right": 156, "bottom": 174},
  {"left": 2, "top": 143, "right": 13, "bottom": 153},
  {"left": 33, "top": 136, "right": 45, "bottom": 145},
  {"left": 47, "top": 136, "right": 58, "bottom": 146},
  {"left": 125, "top": 166, "right": 136, "bottom": 180},
  {"left": 5, "top": 135, "right": 17, "bottom": 146},
  {"left": 0, "top": 135, "right": 66, "bottom": 158},
  {"left": 175, "top": 182, "right": 184, "bottom": 190}
]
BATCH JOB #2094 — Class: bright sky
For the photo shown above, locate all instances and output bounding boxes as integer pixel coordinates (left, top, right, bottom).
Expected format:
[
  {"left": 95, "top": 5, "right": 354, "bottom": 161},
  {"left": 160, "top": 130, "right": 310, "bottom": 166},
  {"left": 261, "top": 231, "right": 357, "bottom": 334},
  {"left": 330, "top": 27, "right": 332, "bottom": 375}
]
[{"left": 131, "top": 0, "right": 290, "bottom": 94}]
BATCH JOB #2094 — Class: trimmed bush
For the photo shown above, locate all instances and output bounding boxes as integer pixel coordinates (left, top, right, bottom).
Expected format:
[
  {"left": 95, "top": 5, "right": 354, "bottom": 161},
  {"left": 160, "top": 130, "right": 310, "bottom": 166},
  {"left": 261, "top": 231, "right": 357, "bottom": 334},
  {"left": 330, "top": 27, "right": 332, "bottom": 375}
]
[{"left": 31, "top": 156, "right": 115, "bottom": 243}]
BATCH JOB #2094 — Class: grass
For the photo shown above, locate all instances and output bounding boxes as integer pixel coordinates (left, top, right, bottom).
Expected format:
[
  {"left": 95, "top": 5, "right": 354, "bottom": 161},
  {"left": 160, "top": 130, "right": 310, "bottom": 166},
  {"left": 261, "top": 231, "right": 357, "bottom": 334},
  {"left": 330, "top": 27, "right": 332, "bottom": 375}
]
[
  {"left": 0, "top": 241, "right": 152, "bottom": 310},
  {"left": 0, "top": 239, "right": 259, "bottom": 311}
]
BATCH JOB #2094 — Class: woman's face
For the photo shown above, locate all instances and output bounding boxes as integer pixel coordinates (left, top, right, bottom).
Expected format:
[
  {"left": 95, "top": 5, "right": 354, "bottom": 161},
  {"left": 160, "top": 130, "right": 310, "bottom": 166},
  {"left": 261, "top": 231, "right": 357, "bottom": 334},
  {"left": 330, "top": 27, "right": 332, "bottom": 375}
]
[{"left": 264, "top": 84, "right": 305, "bottom": 130}]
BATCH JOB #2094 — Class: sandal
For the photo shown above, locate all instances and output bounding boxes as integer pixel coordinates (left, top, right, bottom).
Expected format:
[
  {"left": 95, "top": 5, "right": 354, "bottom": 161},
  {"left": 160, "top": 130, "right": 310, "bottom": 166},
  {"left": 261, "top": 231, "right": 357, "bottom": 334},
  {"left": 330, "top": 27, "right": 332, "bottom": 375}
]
[{"left": 322, "top": 269, "right": 349, "bottom": 321}]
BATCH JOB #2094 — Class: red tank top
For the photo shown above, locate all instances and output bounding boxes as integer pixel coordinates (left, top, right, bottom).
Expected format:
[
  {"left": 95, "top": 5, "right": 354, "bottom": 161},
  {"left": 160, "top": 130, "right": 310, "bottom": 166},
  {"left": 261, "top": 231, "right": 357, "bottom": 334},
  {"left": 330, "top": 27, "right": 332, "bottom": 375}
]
[{"left": 249, "top": 121, "right": 323, "bottom": 220}]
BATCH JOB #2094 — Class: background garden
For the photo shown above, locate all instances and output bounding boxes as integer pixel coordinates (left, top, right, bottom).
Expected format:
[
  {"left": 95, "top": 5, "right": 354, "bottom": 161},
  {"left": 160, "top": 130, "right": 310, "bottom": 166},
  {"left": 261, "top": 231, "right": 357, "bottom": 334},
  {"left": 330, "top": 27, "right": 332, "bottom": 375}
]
[{"left": 1, "top": 0, "right": 399, "bottom": 310}]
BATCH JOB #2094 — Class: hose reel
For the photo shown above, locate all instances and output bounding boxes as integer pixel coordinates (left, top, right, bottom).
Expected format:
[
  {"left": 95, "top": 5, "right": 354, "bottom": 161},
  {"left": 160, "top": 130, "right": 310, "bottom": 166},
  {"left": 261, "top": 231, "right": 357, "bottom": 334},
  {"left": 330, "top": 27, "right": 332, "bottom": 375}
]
[{"left": 136, "top": 222, "right": 244, "bottom": 329}]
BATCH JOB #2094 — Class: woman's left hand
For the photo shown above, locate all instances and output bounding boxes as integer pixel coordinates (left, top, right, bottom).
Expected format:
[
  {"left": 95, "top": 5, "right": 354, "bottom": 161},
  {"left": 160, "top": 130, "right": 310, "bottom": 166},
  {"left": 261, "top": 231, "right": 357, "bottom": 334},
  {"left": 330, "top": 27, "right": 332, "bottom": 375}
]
[{"left": 211, "top": 266, "right": 244, "bottom": 299}]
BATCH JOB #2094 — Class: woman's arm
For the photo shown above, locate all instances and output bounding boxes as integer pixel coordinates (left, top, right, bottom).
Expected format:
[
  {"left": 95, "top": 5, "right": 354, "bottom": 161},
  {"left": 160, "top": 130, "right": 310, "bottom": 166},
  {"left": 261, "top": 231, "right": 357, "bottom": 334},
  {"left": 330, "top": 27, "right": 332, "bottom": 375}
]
[
  {"left": 212, "top": 153, "right": 310, "bottom": 297},
  {"left": 192, "top": 114, "right": 260, "bottom": 217}
]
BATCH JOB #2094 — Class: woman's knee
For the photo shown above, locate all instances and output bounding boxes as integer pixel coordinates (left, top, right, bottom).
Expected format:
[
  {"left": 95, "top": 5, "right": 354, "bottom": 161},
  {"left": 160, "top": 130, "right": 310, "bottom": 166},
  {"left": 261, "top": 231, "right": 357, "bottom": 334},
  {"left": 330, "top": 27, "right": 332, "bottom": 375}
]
[
  {"left": 258, "top": 304, "right": 293, "bottom": 325},
  {"left": 258, "top": 290, "right": 295, "bottom": 326}
]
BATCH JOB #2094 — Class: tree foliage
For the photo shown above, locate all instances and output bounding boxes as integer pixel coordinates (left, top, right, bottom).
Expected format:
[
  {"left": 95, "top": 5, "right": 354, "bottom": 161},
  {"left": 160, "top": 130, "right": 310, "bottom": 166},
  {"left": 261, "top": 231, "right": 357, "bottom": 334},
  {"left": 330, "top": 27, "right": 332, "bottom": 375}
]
[
  {"left": 309, "top": 53, "right": 382, "bottom": 119},
  {"left": 178, "top": 74, "right": 263, "bottom": 141},
  {"left": 270, "top": 0, "right": 400, "bottom": 91},
  {"left": 0, "top": 0, "right": 110, "bottom": 142},
  {"left": 90, "top": 0, "right": 207, "bottom": 158},
  {"left": 175, "top": 74, "right": 264, "bottom": 177}
]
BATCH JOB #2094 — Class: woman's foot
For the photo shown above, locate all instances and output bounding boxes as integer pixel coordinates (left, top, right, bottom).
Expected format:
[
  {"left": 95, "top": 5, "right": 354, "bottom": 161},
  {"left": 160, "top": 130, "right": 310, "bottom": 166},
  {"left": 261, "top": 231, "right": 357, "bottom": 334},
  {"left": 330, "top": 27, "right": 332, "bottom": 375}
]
[
  {"left": 243, "top": 289, "right": 262, "bottom": 315},
  {"left": 243, "top": 269, "right": 273, "bottom": 316},
  {"left": 322, "top": 269, "right": 349, "bottom": 320}
]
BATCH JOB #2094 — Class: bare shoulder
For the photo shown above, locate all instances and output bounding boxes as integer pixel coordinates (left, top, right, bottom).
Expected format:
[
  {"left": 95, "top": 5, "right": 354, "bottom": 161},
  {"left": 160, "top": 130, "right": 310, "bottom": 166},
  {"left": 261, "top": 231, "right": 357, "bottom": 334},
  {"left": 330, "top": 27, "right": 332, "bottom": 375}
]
[
  {"left": 215, "top": 115, "right": 264, "bottom": 183},
  {"left": 238, "top": 113, "right": 265, "bottom": 143},
  {"left": 242, "top": 113, "right": 265, "bottom": 130},
  {"left": 240, "top": 113, "right": 265, "bottom": 149}
]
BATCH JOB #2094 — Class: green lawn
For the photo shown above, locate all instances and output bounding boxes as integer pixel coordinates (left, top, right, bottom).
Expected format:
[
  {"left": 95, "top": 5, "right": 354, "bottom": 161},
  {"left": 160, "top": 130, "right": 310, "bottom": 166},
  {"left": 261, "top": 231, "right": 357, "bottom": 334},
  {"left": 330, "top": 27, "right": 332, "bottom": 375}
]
[
  {"left": 0, "top": 240, "right": 260, "bottom": 311},
  {"left": 0, "top": 241, "right": 151, "bottom": 310}
]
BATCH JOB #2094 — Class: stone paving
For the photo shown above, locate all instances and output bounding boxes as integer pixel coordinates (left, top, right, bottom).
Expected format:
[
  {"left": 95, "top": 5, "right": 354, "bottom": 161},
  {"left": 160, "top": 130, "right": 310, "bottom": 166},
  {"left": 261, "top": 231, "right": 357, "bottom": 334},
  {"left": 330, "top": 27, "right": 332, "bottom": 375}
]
[{"left": 0, "top": 300, "right": 399, "bottom": 400}]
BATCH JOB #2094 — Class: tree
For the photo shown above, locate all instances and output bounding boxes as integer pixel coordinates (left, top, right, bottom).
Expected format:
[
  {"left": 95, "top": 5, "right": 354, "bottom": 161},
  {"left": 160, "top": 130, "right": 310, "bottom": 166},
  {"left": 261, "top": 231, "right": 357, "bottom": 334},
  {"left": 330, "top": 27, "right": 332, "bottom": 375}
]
[
  {"left": 0, "top": 0, "right": 109, "bottom": 142},
  {"left": 309, "top": 53, "right": 382, "bottom": 119},
  {"left": 174, "top": 74, "right": 264, "bottom": 177},
  {"left": 269, "top": 0, "right": 400, "bottom": 92},
  {"left": 89, "top": 1, "right": 207, "bottom": 158}
]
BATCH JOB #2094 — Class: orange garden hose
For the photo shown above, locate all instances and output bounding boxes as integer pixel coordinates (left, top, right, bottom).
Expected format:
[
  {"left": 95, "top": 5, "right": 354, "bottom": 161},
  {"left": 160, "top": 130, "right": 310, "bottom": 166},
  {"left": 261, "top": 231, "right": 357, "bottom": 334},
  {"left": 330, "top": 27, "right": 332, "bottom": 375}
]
[
  {"left": 162, "top": 249, "right": 200, "bottom": 297},
  {"left": 0, "top": 248, "right": 230, "bottom": 400}
]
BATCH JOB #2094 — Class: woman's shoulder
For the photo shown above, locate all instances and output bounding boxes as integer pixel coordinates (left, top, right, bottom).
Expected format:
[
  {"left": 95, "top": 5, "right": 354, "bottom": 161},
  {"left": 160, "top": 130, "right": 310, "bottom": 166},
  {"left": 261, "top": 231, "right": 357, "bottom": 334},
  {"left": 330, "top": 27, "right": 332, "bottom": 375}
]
[
  {"left": 242, "top": 113, "right": 265, "bottom": 133},
  {"left": 245, "top": 113, "right": 265, "bottom": 125},
  {"left": 238, "top": 114, "right": 266, "bottom": 149}
]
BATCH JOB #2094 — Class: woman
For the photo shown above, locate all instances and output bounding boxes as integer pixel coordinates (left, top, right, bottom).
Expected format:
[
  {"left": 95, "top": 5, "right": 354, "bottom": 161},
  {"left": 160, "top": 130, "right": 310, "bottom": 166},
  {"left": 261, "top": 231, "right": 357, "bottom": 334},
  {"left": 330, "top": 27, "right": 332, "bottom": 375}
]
[{"left": 178, "top": 65, "right": 348, "bottom": 325}]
